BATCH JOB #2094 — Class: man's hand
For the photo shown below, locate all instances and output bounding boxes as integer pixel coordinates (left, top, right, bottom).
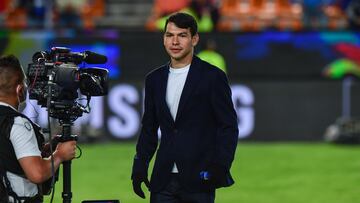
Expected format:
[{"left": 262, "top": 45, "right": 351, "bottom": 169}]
[
  {"left": 132, "top": 173, "right": 150, "bottom": 199},
  {"left": 41, "top": 142, "right": 57, "bottom": 158},
  {"left": 131, "top": 156, "right": 150, "bottom": 198},
  {"left": 55, "top": 141, "right": 77, "bottom": 162},
  {"left": 18, "top": 140, "right": 77, "bottom": 184},
  {"left": 207, "top": 163, "right": 227, "bottom": 187}
]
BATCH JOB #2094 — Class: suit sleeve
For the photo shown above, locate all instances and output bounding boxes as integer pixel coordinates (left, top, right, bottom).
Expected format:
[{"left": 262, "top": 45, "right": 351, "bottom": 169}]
[
  {"left": 132, "top": 75, "right": 159, "bottom": 175},
  {"left": 210, "top": 70, "right": 239, "bottom": 170}
]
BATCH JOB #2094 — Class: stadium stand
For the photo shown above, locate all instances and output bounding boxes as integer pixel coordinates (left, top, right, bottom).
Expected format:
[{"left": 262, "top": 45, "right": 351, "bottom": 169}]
[
  {"left": 96, "top": 0, "right": 153, "bottom": 29},
  {"left": 217, "top": 0, "right": 347, "bottom": 31},
  {"left": 2, "top": 0, "right": 28, "bottom": 29},
  {"left": 82, "top": 0, "right": 105, "bottom": 29},
  {"left": 0, "top": 0, "right": 355, "bottom": 31}
]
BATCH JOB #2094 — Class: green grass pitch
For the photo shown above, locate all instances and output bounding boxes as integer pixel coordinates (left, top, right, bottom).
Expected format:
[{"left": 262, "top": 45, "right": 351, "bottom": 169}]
[{"left": 44, "top": 142, "right": 360, "bottom": 203}]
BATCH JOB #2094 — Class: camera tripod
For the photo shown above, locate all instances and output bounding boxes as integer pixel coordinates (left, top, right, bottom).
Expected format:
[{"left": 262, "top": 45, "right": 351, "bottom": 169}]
[{"left": 55, "top": 119, "right": 78, "bottom": 203}]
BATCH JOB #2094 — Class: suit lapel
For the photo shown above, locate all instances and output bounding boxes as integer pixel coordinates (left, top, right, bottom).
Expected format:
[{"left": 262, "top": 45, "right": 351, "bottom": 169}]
[
  {"left": 158, "top": 64, "right": 175, "bottom": 124},
  {"left": 175, "top": 56, "right": 202, "bottom": 123}
]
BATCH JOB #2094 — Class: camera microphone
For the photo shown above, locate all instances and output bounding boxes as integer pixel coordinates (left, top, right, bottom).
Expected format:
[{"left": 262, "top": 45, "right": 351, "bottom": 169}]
[
  {"left": 83, "top": 51, "right": 107, "bottom": 64},
  {"left": 45, "top": 47, "right": 107, "bottom": 64}
]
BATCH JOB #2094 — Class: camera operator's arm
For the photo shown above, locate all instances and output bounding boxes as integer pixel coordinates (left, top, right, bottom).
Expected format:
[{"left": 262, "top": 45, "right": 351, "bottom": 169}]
[
  {"left": 11, "top": 117, "right": 77, "bottom": 184},
  {"left": 18, "top": 141, "right": 76, "bottom": 184}
]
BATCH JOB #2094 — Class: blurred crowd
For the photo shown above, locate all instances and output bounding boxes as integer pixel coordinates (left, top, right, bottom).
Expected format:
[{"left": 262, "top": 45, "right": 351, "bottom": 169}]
[
  {"left": 0, "top": 0, "right": 104, "bottom": 29},
  {"left": 0, "top": 0, "right": 359, "bottom": 31},
  {"left": 146, "top": 0, "right": 359, "bottom": 31}
]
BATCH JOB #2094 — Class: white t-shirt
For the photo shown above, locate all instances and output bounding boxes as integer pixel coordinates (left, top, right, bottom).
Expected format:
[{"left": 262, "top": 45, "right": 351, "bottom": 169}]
[
  {"left": 0, "top": 102, "right": 41, "bottom": 198},
  {"left": 166, "top": 64, "right": 190, "bottom": 173},
  {"left": 166, "top": 64, "right": 190, "bottom": 120}
]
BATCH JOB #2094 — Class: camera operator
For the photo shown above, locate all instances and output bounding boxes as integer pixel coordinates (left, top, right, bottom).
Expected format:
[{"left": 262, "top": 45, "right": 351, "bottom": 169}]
[{"left": 0, "top": 54, "right": 77, "bottom": 203}]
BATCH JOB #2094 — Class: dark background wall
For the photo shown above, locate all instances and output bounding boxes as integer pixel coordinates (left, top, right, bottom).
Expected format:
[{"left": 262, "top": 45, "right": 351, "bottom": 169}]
[{"left": 1, "top": 30, "right": 359, "bottom": 141}]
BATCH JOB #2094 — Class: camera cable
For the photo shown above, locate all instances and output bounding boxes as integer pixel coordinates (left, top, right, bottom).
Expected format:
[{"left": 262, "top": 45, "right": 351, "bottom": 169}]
[{"left": 46, "top": 76, "right": 56, "bottom": 203}]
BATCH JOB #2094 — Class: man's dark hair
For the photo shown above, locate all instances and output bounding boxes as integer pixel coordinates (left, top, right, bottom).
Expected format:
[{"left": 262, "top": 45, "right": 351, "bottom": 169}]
[
  {"left": 165, "top": 12, "right": 198, "bottom": 36},
  {"left": 0, "top": 55, "right": 24, "bottom": 95}
]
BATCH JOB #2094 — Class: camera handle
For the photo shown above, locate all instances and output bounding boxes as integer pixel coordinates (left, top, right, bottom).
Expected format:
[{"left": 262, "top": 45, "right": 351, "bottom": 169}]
[{"left": 57, "top": 121, "right": 78, "bottom": 203}]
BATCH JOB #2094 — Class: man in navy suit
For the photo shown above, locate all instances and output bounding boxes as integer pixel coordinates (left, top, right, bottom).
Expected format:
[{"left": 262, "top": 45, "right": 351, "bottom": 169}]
[{"left": 131, "top": 12, "right": 239, "bottom": 203}]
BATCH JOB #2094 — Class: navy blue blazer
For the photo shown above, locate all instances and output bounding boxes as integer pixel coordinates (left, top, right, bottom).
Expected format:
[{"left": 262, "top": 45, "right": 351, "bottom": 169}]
[{"left": 133, "top": 56, "right": 239, "bottom": 193}]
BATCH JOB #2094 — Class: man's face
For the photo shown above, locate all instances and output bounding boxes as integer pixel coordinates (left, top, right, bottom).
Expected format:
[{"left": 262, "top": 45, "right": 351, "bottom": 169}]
[{"left": 163, "top": 22, "right": 199, "bottom": 63}]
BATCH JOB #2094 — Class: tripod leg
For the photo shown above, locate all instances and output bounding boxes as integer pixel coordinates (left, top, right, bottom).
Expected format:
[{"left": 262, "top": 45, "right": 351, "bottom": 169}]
[{"left": 62, "top": 160, "right": 72, "bottom": 203}]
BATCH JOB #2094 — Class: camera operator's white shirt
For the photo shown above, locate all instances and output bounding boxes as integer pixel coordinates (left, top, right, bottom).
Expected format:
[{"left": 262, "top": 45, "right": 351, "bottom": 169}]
[{"left": 0, "top": 102, "right": 40, "bottom": 198}]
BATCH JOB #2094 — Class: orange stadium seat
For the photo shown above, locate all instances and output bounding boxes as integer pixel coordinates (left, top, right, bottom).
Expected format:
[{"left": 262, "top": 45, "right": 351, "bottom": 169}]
[
  {"left": 145, "top": 0, "right": 190, "bottom": 31},
  {"left": 0, "top": 0, "right": 11, "bottom": 13},
  {"left": 257, "top": 0, "right": 302, "bottom": 30},
  {"left": 4, "top": 7, "right": 27, "bottom": 29},
  {"left": 218, "top": 0, "right": 263, "bottom": 31},
  {"left": 218, "top": 0, "right": 303, "bottom": 31},
  {"left": 323, "top": 4, "right": 348, "bottom": 30},
  {"left": 81, "top": 0, "right": 105, "bottom": 29},
  {"left": 275, "top": 0, "right": 303, "bottom": 30}
]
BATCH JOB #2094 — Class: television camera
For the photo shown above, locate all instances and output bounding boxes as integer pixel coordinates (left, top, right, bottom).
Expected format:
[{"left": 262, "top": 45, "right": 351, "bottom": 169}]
[
  {"left": 27, "top": 46, "right": 108, "bottom": 122},
  {"left": 26, "top": 47, "right": 109, "bottom": 203}
]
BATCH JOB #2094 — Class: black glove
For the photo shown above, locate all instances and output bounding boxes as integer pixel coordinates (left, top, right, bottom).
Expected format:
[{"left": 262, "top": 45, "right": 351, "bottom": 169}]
[
  {"left": 207, "top": 163, "right": 228, "bottom": 187},
  {"left": 132, "top": 173, "right": 150, "bottom": 199},
  {"left": 131, "top": 158, "right": 149, "bottom": 199}
]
